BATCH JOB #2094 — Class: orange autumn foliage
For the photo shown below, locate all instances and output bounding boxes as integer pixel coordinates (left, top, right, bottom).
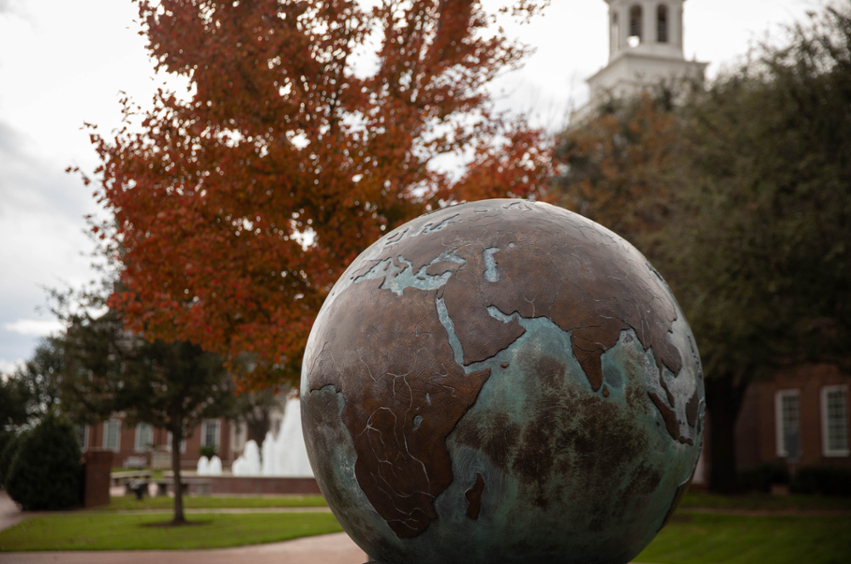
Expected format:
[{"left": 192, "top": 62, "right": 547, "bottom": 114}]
[
  {"left": 554, "top": 93, "right": 683, "bottom": 252},
  {"left": 88, "top": 0, "right": 552, "bottom": 389}
]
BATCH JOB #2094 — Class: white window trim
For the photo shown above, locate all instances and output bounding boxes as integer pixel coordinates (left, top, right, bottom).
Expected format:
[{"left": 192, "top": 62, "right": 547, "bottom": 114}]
[
  {"left": 103, "top": 419, "right": 121, "bottom": 452},
  {"left": 820, "top": 384, "right": 849, "bottom": 457},
  {"left": 77, "top": 424, "right": 89, "bottom": 451},
  {"left": 775, "top": 389, "right": 800, "bottom": 457},
  {"left": 201, "top": 419, "right": 221, "bottom": 450},
  {"left": 135, "top": 423, "right": 154, "bottom": 452}
]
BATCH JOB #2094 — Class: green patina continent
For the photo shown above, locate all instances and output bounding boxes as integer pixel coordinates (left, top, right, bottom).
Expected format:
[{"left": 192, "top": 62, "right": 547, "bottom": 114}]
[{"left": 304, "top": 201, "right": 689, "bottom": 538}]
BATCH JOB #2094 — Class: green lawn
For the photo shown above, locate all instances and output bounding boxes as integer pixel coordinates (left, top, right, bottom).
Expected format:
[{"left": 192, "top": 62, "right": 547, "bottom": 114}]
[
  {"left": 679, "top": 490, "right": 851, "bottom": 512},
  {"left": 0, "top": 512, "right": 343, "bottom": 551},
  {"left": 637, "top": 512, "right": 851, "bottom": 564},
  {"left": 4, "top": 490, "right": 851, "bottom": 558},
  {"left": 99, "top": 494, "right": 328, "bottom": 511}
]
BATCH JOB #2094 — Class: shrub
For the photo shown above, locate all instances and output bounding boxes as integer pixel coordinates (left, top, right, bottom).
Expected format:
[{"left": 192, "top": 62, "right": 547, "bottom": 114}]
[
  {"left": 5, "top": 413, "right": 82, "bottom": 510},
  {"left": 738, "top": 463, "right": 789, "bottom": 493},
  {"left": 790, "top": 466, "right": 851, "bottom": 497},
  {"left": 199, "top": 445, "right": 217, "bottom": 460}
]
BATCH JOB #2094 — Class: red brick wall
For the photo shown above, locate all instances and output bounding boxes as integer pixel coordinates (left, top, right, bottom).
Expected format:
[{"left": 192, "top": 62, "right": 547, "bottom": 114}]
[
  {"left": 205, "top": 476, "right": 321, "bottom": 495},
  {"left": 735, "top": 385, "right": 763, "bottom": 468},
  {"left": 735, "top": 364, "right": 851, "bottom": 470},
  {"left": 82, "top": 449, "right": 113, "bottom": 507},
  {"left": 84, "top": 417, "right": 234, "bottom": 471}
]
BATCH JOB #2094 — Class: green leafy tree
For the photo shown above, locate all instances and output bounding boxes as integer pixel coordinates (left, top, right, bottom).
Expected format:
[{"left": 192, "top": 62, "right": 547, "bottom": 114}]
[
  {"left": 666, "top": 5, "right": 851, "bottom": 492},
  {"left": 118, "top": 338, "right": 235, "bottom": 524},
  {"left": 555, "top": 5, "right": 851, "bottom": 493},
  {"left": 48, "top": 308, "right": 236, "bottom": 524},
  {"left": 1, "top": 336, "right": 69, "bottom": 428},
  {"left": 0, "top": 377, "right": 30, "bottom": 430}
]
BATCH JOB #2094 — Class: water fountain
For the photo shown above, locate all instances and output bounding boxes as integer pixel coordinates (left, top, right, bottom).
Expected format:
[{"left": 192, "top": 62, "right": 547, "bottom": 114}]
[
  {"left": 230, "top": 397, "right": 314, "bottom": 477},
  {"left": 208, "top": 454, "right": 222, "bottom": 475},
  {"left": 196, "top": 455, "right": 210, "bottom": 475}
]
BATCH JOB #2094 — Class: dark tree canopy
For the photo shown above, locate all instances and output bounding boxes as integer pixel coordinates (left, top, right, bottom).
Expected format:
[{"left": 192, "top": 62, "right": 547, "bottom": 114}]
[
  {"left": 1, "top": 337, "right": 68, "bottom": 427},
  {"left": 555, "top": 5, "right": 851, "bottom": 492},
  {"left": 0, "top": 376, "right": 30, "bottom": 429}
]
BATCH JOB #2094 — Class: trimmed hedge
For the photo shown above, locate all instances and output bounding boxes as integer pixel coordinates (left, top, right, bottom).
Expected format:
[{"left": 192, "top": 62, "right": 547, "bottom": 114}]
[
  {"left": 790, "top": 466, "right": 851, "bottom": 497},
  {"left": 5, "top": 413, "right": 82, "bottom": 510},
  {"left": 0, "top": 430, "right": 22, "bottom": 488},
  {"left": 738, "top": 463, "right": 789, "bottom": 493}
]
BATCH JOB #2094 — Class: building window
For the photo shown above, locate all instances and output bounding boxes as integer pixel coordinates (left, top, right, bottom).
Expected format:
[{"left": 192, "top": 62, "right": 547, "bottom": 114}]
[
  {"left": 103, "top": 419, "right": 121, "bottom": 452},
  {"left": 657, "top": 4, "right": 669, "bottom": 43},
  {"left": 201, "top": 419, "right": 220, "bottom": 450},
  {"left": 775, "top": 390, "right": 801, "bottom": 458},
  {"left": 629, "top": 5, "right": 643, "bottom": 46},
  {"left": 821, "top": 385, "right": 849, "bottom": 457},
  {"left": 135, "top": 423, "right": 154, "bottom": 452},
  {"left": 166, "top": 431, "right": 186, "bottom": 453},
  {"left": 76, "top": 424, "right": 88, "bottom": 451}
]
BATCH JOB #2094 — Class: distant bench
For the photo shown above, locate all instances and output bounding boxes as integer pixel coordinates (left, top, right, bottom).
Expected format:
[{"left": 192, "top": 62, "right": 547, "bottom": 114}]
[
  {"left": 110, "top": 470, "right": 155, "bottom": 499},
  {"left": 110, "top": 470, "right": 152, "bottom": 488}
]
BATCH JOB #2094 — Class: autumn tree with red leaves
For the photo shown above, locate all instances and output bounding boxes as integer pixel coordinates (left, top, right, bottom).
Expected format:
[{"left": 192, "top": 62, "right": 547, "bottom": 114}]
[{"left": 88, "top": 0, "right": 552, "bottom": 388}]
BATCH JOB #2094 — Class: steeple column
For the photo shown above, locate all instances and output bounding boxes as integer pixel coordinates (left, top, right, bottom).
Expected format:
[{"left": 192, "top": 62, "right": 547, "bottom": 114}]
[
  {"left": 619, "top": 4, "right": 629, "bottom": 51},
  {"left": 610, "top": 8, "right": 619, "bottom": 57},
  {"left": 641, "top": 0, "right": 654, "bottom": 46}
]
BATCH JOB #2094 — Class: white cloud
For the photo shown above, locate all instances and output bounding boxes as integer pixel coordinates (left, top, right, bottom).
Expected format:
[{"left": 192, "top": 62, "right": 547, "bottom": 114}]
[
  {"left": 0, "top": 358, "right": 24, "bottom": 375},
  {"left": 5, "top": 318, "right": 64, "bottom": 337}
]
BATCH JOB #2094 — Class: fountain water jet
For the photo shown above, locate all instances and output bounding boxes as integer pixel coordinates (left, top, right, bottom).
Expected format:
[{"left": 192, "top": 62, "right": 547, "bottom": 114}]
[{"left": 230, "top": 398, "right": 313, "bottom": 477}]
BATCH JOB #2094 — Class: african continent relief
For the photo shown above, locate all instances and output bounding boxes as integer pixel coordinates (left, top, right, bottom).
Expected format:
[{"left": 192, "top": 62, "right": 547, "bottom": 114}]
[{"left": 301, "top": 199, "right": 704, "bottom": 564}]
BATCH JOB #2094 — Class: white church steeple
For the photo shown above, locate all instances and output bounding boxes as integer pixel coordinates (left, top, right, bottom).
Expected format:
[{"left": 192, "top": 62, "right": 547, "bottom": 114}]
[
  {"left": 586, "top": 0, "right": 706, "bottom": 103},
  {"left": 607, "top": 0, "right": 684, "bottom": 60}
]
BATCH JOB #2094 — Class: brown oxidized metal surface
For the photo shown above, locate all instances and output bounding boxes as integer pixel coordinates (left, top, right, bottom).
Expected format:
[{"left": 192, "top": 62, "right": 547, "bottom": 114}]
[{"left": 301, "top": 199, "right": 704, "bottom": 564}]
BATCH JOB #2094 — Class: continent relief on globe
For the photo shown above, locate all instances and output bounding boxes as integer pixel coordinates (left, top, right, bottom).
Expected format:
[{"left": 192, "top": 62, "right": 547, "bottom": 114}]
[{"left": 304, "top": 201, "right": 700, "bottom": 539}]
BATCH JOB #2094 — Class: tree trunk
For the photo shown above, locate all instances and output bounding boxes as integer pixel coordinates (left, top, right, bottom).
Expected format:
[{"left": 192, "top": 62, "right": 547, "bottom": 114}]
[
  {"left": 171, "top": 430, "right": 186, "bottom": 524},
  {"left": 247, "top": 408, "right": 271, "bottom": 449},
  {"left": 704, "top": 372, "right": 746, "bottom": 494}
]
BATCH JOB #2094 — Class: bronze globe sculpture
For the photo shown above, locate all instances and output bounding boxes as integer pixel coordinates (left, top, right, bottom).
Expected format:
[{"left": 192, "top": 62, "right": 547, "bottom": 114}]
[{"left": 301, "top": 199, "right": 704, "bottom": 564}]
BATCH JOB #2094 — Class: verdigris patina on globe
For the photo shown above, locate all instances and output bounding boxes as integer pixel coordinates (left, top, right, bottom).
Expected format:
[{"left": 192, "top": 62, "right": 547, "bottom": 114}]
[{"left": 301, "top": 199, "right": 704, "bottom": 564}]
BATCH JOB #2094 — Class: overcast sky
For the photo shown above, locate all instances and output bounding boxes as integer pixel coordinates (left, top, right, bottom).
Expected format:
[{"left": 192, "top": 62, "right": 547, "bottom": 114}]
[{"left": 0, "top": 0, "right": 816, "bottom": 373}]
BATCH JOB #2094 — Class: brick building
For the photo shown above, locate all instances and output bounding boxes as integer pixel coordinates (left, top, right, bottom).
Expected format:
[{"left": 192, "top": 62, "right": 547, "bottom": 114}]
[
  {"left": 691, "top": 364, "right": 850, "bottom": 486},
  {"left": 734, "top": 364, "right": 850, "bottom": 471},
  {"left": 77, "top": 417, "right": 242, "bottom": 470}
]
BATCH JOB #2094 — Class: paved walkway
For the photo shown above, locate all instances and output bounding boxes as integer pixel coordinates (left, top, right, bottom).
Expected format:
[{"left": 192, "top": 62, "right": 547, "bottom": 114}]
[
  {"left": 109, "top": 506, "right": 334, "bottom": 515},
  {"left": 0, "top": 532, "right": 367, "bottom": 564},
  {"left": 0, "top": 491, "right": 24, "bottom": 533},
  {"left": 0, "top": 492, "right": 367, "bottom": 564}
]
